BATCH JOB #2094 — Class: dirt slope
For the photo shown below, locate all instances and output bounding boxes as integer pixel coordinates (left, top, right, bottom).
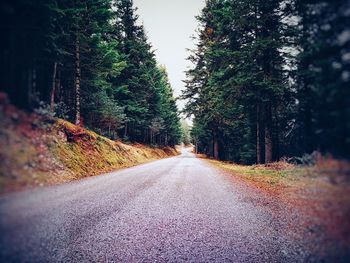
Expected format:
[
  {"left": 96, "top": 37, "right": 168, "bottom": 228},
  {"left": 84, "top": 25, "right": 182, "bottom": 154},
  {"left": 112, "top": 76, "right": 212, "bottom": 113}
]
[{"left": 0, "top": 101, "right": 178, "bottom": 193}]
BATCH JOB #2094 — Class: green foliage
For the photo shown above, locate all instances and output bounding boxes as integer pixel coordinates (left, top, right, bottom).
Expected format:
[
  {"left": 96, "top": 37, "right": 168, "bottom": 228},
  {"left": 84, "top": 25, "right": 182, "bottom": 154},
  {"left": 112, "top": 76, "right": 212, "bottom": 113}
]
[
  {"left": 0, "top": 0, "right": 181, "bottom": 147},
  {"left": 184, "top": 0, "right": 286, "bottom": 162},
  {"left": 183, "top": 0, "right": 350, "bottom": 163},
  {"left": 110, "top": 1, "right": 181, "bottom": 145},
  {"left": 294, "top": 0, "right": 350, "bottom": 158},
  {"left": 180, "top": 119, "right": 191, "bottom": 145}
]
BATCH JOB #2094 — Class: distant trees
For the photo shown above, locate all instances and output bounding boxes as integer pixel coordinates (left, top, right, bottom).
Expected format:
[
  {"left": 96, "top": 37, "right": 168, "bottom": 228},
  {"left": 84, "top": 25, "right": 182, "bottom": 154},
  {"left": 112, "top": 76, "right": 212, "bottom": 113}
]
[
  {"left": 183, "top": 0, "right": 350, "bottom": 162},
  {"left": 0, "top": 0, "right": 181, "bottom": 146},
  {"left": 111, "top": 1, "right": 181, "bottom": 144},
  {"left": 180, "top": 119, "right": 191, "bottom": 146}
]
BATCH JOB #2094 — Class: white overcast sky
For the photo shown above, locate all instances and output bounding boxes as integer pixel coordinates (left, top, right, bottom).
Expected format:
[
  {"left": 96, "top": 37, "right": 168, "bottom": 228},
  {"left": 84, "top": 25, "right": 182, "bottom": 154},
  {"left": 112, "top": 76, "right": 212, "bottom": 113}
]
[{"left": 133, "top": 0, "right": 205, "bottom": 111}]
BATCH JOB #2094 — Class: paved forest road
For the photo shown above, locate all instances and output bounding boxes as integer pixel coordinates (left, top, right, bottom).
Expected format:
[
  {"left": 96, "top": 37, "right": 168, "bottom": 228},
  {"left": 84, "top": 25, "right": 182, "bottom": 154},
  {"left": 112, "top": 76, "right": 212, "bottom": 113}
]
[{"left": 0, "top": 148, "right": 338, "bottom": 262}]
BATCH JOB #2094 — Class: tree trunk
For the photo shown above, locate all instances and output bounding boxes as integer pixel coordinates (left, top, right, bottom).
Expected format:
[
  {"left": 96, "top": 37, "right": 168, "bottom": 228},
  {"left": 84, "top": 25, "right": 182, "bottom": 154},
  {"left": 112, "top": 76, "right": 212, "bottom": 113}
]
[
  {"left": 213, "top": 130, "right": 219, "bottom": 160},
  {"left": 56, "top": 70, "right": 62, "bottom": 104},
  {"left": 144, "top": 128, "right": 148, "bottom": 144},
  {"left": 265, "top": 103, "right": 273, "bottom": 163},
  {"left": 27, "top": 69, "right": 36, "bottom": 106},
  {"left": 124, "top": 122, "right": 128, "bottom": 138},
  {"left": 273, "top": 104, "right": 280, "bottom": 161},
  {"left": 301, "top": 84, "right": 313, "bottom": 154},
  {"left": 50, "top": 62, "right": 58, "bottom": 112},
  {"left": 32, "top": 69, "right": 37, "bottom": 104},
  {"left": 74, "top": 35, "right": 81, "bottom": 126},
  {"left": 256, "top": 102, "right": 262, "bottom": 164},
  {"left": 27, "top": 69, "right": 33, "bottom": 106},
  {"left": 144, "top": 129, "right": 147, "bottom": 143}
]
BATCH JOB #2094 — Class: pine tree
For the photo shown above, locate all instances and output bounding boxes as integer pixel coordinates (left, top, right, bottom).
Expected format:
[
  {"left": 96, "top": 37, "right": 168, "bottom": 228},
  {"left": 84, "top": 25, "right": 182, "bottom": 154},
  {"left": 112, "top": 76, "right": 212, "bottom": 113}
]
[
  {"left": 156, "top": 66, "right": 182, "bottom": 146},
  {"left": 183, "top": 0, "right": 293, "bottom": 163},
  {"left": 112, "top": 0, "right": 155, "bottom": 141},
  {"left": 180, "top": 119, "right": 191, "bottom": 146},
  {"left": 296, "top": 0, "right": 350, "bottom": 158},
  {"left": 0, "top": 0, "right": 181, "bottom": 147}
]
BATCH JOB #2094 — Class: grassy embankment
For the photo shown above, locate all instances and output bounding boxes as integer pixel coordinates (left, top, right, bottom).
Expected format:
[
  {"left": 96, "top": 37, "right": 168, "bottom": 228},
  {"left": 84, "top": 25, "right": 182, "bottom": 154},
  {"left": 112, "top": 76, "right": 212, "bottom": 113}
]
[
  {"left": 202, "top": 155, "right": 350, "bottom": 245},
  {"left": 205, "top": 156, "right": 349, "bottom": 192},
  {"left": 0, "top": 102, "right": 178, "bottom": 193}
]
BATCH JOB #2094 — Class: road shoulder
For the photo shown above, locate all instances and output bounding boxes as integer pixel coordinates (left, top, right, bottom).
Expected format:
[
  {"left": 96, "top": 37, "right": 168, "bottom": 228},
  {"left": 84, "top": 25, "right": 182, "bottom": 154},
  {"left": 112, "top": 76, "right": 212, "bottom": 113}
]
[{"left": 202, "top": 157, "right": 350, "bottom": 260}]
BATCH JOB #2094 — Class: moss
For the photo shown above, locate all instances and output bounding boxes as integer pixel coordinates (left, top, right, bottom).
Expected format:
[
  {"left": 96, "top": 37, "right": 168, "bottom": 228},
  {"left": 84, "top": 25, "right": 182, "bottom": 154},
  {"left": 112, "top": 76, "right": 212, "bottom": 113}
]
[{"left": 50, "top": 126, "right": 177, "bottom": 179}]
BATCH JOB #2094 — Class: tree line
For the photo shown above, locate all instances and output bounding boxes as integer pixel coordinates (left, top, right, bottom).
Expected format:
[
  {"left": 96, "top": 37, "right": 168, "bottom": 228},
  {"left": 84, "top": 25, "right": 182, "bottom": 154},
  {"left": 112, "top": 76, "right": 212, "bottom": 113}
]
[
  {"left": 0, "top": 0, "right": 182, "bottom": 146},
  {"left": 182, "top": 0, "right": 350, "bottom": 163}
]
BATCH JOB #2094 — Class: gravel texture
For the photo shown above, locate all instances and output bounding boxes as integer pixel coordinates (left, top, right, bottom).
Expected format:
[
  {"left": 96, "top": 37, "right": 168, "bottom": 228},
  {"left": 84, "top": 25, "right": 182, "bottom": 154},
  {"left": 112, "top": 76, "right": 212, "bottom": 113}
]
[{"left": 0, "top": 148, "right": 344, "bottom": 262}]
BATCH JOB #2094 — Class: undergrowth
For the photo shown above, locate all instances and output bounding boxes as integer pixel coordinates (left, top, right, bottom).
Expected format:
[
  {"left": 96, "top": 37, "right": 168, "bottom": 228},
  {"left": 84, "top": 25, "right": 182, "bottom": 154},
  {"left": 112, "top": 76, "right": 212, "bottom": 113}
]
[{"left": 0, "top": 104, "right": 178, "bottom": 193}]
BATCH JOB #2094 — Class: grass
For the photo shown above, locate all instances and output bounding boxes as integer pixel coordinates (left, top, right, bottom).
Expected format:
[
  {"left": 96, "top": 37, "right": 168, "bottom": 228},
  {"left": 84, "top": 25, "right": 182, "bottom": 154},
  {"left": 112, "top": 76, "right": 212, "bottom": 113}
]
[
  {"left": 203, "top": 156, "right": 350, "bottom": 202},
  {"left": 0, "top": 105, "right": 179, "bottom": 193},
  {"left": 204, "top": 155, "right": 350, "bottom": 203},
  {"left": 204, "top": 156, "right": 350, "bottom": 245},
  {"left": 206, "top": 159, "right": 297, "bottom": 187},
  {"left": 49, "top": 119, "right": 179, "bottom": 182}
]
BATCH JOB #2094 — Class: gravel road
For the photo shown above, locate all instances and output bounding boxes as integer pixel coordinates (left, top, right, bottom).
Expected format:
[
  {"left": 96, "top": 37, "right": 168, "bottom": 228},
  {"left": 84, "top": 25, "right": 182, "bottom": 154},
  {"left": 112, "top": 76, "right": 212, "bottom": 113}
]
[{"left": 0, "top": 148, "right": 342, "bottom": 262}]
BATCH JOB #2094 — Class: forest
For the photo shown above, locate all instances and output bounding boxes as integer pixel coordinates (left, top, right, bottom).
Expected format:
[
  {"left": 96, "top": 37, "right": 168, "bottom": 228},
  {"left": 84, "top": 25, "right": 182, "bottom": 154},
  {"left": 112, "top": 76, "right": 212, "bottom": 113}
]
[
  {"left": 182, "top": 0, "right": 350, "bottom": 164},
  {"left": 1, "top": 0, "right": 349, "bottom": 165},
  {"left": 1, "top": 1, "right": 350, "bottom": 261},
  {"left": 0, "top": 0, "right": 182, "bottom": 147}
]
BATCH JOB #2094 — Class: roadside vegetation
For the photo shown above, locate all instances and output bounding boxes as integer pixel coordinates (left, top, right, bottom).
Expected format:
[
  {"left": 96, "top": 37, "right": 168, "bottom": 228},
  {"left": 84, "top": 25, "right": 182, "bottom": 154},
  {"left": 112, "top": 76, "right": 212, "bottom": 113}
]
[
  {"left": 203, "top": 155, "right": 350, "bottom": 247},
  {"left": 185, "top": 0, "right": 350, "bottom": 249},
  {"left": 182, "top": 0, "right": 349, "bottom": 164},
  {"left": 0, "top": 0, "right": 185, "bottom": 193},
  {"left": 0, "top": 0, "right": 182, "bottom": 147},
  {"left": 0, "top": 98, "right": 178, "bottom": 193},
  {"left": 206, "top": 157, "right": 350, "bottom": 189}
]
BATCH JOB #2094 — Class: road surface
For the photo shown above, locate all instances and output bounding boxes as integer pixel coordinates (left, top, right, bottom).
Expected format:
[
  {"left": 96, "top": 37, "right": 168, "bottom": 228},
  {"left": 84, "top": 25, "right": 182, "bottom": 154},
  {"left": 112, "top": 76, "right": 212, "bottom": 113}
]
[{"left": 0, "top": 148, "right": 336, "bottom": 262}]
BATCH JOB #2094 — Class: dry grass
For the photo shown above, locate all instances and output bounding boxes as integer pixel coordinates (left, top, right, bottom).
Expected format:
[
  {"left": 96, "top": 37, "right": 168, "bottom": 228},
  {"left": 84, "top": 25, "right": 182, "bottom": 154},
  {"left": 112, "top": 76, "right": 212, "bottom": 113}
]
[
  {"left": 0, "top": 104, "right": 178, "bottom": 193},
  {"left": 205, "top": 156, "right": 350, "bottom": 188},
  {"left": 205, "top": 156, "right": 350, "bottom": 244},
  {"left": 205, "top": 159, "right": 297, "bottom": 187}
]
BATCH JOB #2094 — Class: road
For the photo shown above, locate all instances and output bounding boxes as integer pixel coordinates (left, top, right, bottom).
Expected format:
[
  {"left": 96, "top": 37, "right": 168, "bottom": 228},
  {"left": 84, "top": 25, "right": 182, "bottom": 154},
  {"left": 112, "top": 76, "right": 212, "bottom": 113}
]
[{"left": 0, "top": 148, "right": 331, "bottom": 262}]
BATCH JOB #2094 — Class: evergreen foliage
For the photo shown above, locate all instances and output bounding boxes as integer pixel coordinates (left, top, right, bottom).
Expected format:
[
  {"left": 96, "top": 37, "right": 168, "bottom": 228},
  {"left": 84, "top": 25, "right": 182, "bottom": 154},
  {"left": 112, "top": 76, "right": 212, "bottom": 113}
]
[
  {"left": 180, "top": 119, "right": 191, "bottom": 146},
  {"left": 0, "top": 0, "right": 181, "bottom": 146},
  {"left": 183, "top": 0, "right": 350, "bottom": 162},
  {"left": 1, "top": 0, "right": 348, "bottom": 156},
  {"left": 295, "top": 0, "right": 350, "bottom": 158}
]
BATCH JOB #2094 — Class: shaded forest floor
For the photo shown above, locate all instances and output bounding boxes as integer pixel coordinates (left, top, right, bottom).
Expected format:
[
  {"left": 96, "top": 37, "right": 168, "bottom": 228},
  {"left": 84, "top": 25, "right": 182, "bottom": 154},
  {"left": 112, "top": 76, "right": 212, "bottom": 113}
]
[
  {"left": 0, "top": 101, "right": 178, "bottom": 194},
  {"left": 203, "top": 156, "right": 350, "bottom": 258}
]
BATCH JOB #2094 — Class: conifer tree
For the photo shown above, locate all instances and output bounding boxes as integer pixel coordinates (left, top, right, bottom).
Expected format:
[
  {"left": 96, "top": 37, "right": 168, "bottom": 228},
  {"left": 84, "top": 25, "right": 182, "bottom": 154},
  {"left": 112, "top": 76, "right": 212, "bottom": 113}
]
[
  {"left": 183, "top": 0, "right": 293, "bottom": 163},
  {"left": 0, "top": 0, "right": 181, "bottom": 146},
  {"left": 296, "top": 0, "right": 350, "bottom": 158}
]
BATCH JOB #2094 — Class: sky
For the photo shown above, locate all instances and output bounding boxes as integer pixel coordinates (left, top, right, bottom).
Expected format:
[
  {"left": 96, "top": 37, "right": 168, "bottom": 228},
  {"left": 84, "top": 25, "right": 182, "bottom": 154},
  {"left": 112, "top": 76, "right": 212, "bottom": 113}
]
[{"left": 133, "top": 0, "right": 205, "bottom": 112}]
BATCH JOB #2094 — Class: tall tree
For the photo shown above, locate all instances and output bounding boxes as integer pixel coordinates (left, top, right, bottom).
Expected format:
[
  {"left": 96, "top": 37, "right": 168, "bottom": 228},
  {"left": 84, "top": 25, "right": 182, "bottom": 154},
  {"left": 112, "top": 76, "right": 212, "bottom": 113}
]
[
  {"left": 0, "top": 0, "right": 181, "bottom": 147},
  {"left": 296, "top": 0, "right": 350, "bottom": 158},
  {"left": 183, "top": 0, "right": 293, "bottom": 163}
]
